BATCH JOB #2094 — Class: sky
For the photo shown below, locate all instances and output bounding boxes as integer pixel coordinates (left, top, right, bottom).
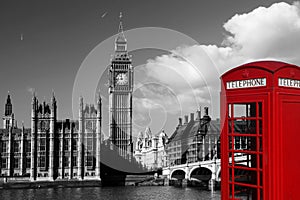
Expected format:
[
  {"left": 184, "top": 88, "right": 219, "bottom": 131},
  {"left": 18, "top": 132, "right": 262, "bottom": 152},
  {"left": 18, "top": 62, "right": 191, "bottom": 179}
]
[{"left": 1, "top": 0, "right": 299, "bottom": 139}]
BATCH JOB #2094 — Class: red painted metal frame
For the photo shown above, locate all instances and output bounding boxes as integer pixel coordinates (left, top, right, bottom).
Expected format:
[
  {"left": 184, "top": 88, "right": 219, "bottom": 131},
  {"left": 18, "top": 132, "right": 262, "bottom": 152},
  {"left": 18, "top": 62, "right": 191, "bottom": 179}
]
[{"left": 220, "top": 61, "right": 300, "bottom": 200}]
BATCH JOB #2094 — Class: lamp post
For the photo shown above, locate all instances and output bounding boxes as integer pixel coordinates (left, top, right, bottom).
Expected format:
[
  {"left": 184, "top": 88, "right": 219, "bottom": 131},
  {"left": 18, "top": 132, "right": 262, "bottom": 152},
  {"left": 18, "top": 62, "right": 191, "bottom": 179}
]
[
  {"left": 197, "top": 128, "right": 207, "bottom": 162},
  {"left": 198, "top": 121, "right": 209, "bottom": 161},
  {"left": 211, "top": 143, "right": 218, "bottom": 193},
  {"left": 196, "top": 107, "right": 211, "bottom": 162}
]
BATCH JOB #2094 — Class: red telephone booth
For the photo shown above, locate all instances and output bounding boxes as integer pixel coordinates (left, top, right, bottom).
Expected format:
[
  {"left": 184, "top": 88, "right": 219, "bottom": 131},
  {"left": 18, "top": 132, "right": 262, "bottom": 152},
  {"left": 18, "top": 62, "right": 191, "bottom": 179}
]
[{"left": 220, "top": 61, "right": 300, "bottom": 200}]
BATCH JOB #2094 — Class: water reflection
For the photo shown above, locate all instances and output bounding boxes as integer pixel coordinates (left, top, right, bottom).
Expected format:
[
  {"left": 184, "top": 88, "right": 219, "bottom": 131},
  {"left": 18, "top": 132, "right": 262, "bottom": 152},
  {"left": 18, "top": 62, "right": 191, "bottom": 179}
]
[{"left": 0, "top": 186, "right": 221, "bottom": 200}]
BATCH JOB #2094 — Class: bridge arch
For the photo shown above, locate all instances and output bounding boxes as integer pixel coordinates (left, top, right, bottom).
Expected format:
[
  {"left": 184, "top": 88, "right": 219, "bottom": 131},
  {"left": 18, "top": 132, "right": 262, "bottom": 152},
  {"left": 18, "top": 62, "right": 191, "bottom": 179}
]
[
  {"left": 189, "top": 167, "right": 212, "bottom": 182},
  {"left": 170, "top": 169, "right": 186, "bottom": 180}
]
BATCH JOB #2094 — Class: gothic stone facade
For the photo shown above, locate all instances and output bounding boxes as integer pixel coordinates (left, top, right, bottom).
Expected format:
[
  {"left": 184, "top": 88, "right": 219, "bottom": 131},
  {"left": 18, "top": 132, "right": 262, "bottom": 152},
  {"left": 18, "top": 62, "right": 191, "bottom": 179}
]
[
  {"left": 134, "top": 127, "right": 168, "bottom": 170},
  {"left": 0, "top": 93, "right": 102, "bottom": 180}
]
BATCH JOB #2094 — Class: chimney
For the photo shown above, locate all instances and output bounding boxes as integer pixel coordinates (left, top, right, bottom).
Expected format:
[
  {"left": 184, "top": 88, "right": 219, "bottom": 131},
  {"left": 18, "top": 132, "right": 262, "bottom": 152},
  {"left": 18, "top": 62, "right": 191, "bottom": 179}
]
[
  {"left": 197, "top": 109, "right": 201, "bottom": 121},
  {"left": 203, "top": 107, "right": 211, "bottom": 123},
  {"left": 190, "top": 113, "right": 194, "bottom": 122},
  {"left": 178, "top": 118, "right": 182, "bottom": 126},
  {"left": 204, "top": 107, "right": 209, "bottom": 116},
  {"left": 184, "top": 115, "right": 189, "bottom": 124}
]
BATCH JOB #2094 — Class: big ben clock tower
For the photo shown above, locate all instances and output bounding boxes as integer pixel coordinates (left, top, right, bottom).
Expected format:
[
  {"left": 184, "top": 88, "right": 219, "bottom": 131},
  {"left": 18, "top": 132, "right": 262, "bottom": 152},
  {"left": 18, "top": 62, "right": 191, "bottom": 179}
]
[{"left": 108, "top": 13, "right": 133, "bottom": 158}]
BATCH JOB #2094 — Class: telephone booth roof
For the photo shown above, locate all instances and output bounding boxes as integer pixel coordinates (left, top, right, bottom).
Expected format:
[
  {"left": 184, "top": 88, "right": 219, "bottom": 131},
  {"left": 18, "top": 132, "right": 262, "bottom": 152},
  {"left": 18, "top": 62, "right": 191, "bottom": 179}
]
[
  {"left": 221, "top": 60, "right": 300, "bottom": 93},
  {"left": 222, "top": 60, "right": 299, "bottom": 76}
]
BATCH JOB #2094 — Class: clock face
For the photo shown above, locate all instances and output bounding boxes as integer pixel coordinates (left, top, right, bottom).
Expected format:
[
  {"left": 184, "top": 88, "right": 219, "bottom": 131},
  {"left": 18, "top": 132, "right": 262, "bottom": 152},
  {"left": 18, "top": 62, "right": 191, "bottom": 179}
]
[{"left": 116, "top": 73, "right": 128, "bottom": 85}]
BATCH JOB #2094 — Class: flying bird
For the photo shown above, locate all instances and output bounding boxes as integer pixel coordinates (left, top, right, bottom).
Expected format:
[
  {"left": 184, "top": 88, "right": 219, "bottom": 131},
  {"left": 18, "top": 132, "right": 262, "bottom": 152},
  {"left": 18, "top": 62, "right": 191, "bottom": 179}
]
[{"left": 101, "top": 12, "right": 107, "bottom": 18}]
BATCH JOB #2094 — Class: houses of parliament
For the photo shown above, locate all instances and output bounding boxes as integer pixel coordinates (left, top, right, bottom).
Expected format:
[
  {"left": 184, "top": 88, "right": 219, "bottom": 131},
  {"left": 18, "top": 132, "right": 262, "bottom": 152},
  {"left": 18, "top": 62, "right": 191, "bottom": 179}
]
[
  {"left": 0, "top": 15, "right": 134, "bottom": 181},
  {"left": 0, "top": 91, "right": 103, "bottom": 180}
]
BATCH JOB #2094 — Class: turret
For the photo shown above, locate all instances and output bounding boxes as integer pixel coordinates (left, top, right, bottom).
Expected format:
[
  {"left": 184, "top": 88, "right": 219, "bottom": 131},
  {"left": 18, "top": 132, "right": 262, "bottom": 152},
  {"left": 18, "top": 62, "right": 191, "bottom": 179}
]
[
  {"left": 95, "top": 92, "right": 102, "bottom": 179},
  {"left": 50, "top": 91, "right": 57, "bottom": 134},
  {"left": 79, "top": 96, "right": 84, "bottom": 119},
  {"left": 42, "top": 98, "right": 46, "bottom": 114},
  {"left": 30, "top": 91, "right": 37, "bottom": 180},
  {"left": 97, "top": 92, "right": 102, "bottom": 118},
  {"left": 31, "top": 91, "right": 37, "bottom": 119},
  {"left": 50, "top": 91, "right": 57, "bottom": 118},
  {"left": 4, "top": 92, "right": 13, "bottom": 116},
  {"left": 78, "top": 96, "right": 84, "bottom": 179},
  {"left": 78, "top": 95, "right": 84, "bottom": 138},
  {"left": 49, "top": 90, "right": 56, "bottom": 140},
  {"left": 3, "top": 92, "right": 15, "bottom": 129},
  {"left": 96, "top": 92, "right": 102, "bottom": 133}
]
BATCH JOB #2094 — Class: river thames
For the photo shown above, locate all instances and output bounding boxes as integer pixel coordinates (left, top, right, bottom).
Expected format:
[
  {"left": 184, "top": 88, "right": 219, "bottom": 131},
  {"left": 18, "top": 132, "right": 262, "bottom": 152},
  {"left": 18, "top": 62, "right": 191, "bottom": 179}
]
[{"left": 0, "top": 186, "right": 221, "bottom": 200}]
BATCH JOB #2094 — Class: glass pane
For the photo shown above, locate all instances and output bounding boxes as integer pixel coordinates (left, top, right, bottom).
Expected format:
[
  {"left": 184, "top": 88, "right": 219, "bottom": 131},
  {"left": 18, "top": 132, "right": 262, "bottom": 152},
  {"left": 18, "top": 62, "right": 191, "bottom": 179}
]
[
  {"left": 228, "top": 120, "right": 232, "bottom": 133},
  {"left": 259, "top": 136, "right": 263, "bottom": 152},
  {"left": 234, "top": 136, "right": 257, "bottom": 151},
  {"left": 234, "top": 136, "right": 241, "bottom": 150},
  {"left": 229, "top": 168, "right": 233, "bottom": 181},
  {"left": 228, "top": 136, "right": 232, "bottom": 150},
  {"left": 233, "top": 152, "right": 258, "bottom": 168},
  {"left": 229, "top": 183, "right": 233, "bottom": 198},
  {"left": 241, "top": 137, "right": 248, "bottom": 149},
  {"left": 258, "top": 102, "right": 262, "bottom": 118},
  {"left": 233, "top": 103, "right": 256, "bottom": 118},
  {"left": 234, "top": 120, "right": 257, "bottom": 134},
  {"left": 260, "top": 171, "right": 263, "bottom": 186},
  {"left": 234, "top": 185, "right": 258, "bottom": 199},
  {"left": 234, "top": 168, "right": 257, "bottom": 185},
  {"left": 259, "top": 120, "right": 263, "bottom": 135},
  {"left": 259, "top": 154, "right": 263, "bottom": 169}
]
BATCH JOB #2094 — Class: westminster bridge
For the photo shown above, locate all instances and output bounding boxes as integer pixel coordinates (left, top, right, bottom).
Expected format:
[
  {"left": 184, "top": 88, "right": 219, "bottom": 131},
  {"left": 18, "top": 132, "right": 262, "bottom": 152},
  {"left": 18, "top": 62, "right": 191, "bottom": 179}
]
[{"left": 162, "top": 155, "right": 247, "bottom": 189}]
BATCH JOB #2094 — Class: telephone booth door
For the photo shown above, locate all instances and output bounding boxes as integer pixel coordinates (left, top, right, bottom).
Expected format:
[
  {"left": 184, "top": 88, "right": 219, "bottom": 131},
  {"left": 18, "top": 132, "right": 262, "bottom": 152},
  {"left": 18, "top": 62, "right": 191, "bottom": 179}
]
[{"left": 224, "top": 96, "right": 266, "bottom": 200}]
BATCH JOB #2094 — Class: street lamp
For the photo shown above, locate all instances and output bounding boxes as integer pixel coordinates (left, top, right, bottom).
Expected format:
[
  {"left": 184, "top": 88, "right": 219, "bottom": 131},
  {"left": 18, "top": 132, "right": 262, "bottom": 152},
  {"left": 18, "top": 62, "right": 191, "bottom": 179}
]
[{"left": 196, "top": 107, "right": 211, "bottom": 162}]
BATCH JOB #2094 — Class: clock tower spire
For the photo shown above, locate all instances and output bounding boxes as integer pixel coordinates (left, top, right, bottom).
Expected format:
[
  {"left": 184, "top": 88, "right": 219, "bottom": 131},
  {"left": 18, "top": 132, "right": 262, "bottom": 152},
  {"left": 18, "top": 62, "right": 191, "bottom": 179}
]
[
  {"left": 115, "top": 12, "right": 127, "bottom": 53},
  {"left": 108, "top": 13, "right": 133, "bottom": 159}
]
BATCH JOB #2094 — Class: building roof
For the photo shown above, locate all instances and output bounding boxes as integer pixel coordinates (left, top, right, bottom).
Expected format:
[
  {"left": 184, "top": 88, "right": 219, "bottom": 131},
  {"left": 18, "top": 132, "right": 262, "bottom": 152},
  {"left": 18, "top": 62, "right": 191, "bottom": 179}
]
[
  {"left": 168, "top": 123, "right": 188, "bottom": 143},
  {"left": 222, "top": 60, "right": 299, "bottom": 77},
  {"left": 168, "top": 119, "right": 221, "bottom": 144}
]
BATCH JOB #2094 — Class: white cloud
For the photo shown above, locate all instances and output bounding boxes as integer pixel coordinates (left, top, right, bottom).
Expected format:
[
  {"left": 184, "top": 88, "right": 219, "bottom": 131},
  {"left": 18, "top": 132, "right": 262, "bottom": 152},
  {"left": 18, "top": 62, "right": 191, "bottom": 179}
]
[
  {"left": 133, "top": 83, "right": 181, "bottom": 115},
  {"left": 136, "top": 1, "right": 300, "bottom": 125},
  {"left": 217, "top": 1, "right": 300, "bottom": 71}
]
